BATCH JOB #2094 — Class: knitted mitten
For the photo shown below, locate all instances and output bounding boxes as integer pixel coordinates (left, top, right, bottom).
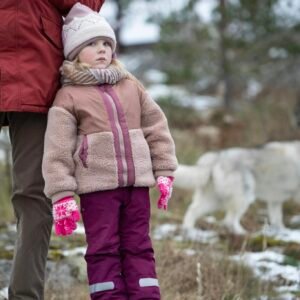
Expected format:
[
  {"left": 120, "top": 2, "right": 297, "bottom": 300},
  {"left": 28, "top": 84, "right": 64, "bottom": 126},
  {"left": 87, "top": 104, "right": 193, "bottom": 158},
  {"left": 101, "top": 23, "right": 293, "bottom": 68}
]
[
  {"left": 53, "top": 196, "right": 80, "bottom": 236},
  {"left": 157, "top": 176, "right": 174, "bottom": 210}
]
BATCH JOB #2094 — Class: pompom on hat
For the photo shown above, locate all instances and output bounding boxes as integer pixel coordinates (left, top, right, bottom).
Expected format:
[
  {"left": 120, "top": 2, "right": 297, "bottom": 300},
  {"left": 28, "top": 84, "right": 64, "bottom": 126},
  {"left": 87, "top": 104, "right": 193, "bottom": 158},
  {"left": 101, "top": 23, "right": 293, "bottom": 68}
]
[{"left": 62, "top": 3, "right": 116, "bottom": 60}]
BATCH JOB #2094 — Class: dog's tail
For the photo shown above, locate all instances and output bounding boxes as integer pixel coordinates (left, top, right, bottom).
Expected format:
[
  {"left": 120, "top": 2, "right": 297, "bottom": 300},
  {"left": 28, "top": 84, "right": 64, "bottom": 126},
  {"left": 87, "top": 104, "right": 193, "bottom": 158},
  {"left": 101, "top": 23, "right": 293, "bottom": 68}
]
[{"left": 174, "top": 152, "right": 218, "bottom": 190}]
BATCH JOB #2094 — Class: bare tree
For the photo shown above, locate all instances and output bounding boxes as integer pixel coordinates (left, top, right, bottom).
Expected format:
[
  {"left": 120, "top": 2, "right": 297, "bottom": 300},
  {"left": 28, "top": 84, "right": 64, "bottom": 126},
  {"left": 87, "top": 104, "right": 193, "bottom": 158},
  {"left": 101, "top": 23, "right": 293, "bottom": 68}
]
[
  {"left": 219, "top": 0, "right": 233, "bottom": 110},
  {"left": 112, "top": 0, "right": 133, "bottom": 53}
]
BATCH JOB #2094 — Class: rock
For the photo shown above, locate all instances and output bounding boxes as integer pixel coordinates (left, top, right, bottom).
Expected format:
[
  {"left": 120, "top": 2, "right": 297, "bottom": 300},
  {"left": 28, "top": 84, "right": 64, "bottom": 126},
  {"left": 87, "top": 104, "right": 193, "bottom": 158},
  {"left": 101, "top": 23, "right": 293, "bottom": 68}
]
[{"left": 0, "top": 260, "right": 12, "bottom": 289}]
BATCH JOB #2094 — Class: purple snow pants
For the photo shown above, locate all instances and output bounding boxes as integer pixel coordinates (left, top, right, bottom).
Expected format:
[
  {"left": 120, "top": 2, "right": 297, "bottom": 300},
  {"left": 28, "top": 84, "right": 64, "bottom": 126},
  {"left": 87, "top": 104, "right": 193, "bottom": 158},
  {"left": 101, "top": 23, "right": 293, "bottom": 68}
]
[{"left": 80, "top": 187, "right": 161, "bottom": 300}]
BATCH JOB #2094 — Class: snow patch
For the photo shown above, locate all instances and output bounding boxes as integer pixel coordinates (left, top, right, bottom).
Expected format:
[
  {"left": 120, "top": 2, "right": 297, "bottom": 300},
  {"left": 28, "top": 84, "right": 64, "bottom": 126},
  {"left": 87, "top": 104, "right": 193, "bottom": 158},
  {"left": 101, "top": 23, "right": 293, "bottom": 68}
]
[
  {"left": 148, "top": 84, "right": 221, "bottom": 110},
  {"left": 62, "top": 247, "right": 86, "bottom": 257},
  {"left": 7, "top": 224, "right": 16, "bottom": 233},
  {"left": 246, "top": 79, "right": 263, "bottom": 99},
  {"left": 183, "top": 248, "right": 197, "bottom": 256},
  {"left": 257, "top": 227, "right": 300, "bottom": 244},
  {"left": 153, "top": 223, "right": 219, "bottom": 244},
  {"left": 232, "top": 250, "right": 300, "bottom": 294},
  {"left": 175, "top": 227, "right": 219, "bottom": 244},
  {"left": 0, "top": 287, "right": 8, "bottom": 300},
  {"left": 269, "top": 47, "right": 289, "bottom": 59},
  {"left": 153, "top": 223, "right": 177, "bottom": 240},
  {"left": 144, "top": 69, "right": 168, "bottom": 84},
  {"left": 74, "top": 223, "right": 85, "bottom": 235}
]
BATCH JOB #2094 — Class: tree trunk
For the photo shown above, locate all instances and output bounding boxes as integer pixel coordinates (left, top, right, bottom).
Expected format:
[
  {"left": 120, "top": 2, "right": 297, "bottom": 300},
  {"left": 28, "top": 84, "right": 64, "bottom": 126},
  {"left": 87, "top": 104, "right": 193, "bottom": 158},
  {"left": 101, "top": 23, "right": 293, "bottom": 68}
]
[
  {"left": 219, "top": 0, "right": 233, "bottom": 110},
  {"left": 114, "top": 0, "right": 125, "bottom": 53}
]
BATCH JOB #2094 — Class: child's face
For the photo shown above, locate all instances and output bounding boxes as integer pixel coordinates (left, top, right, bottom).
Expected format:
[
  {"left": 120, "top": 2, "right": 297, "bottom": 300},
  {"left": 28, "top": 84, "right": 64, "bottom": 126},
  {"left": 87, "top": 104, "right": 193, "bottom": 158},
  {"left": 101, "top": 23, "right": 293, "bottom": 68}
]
[{"left": 78, "top": 38, "right": 113, "bottom": 69}]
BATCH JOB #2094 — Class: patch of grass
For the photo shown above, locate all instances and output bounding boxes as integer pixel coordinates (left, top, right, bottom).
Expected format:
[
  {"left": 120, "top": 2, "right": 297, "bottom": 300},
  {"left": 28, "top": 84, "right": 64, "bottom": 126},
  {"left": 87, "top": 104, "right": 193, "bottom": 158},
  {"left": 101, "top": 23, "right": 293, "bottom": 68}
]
[
  {"left": 154, "top": 241, "right": 275, "bottom": 300},
  {"left": 0, "top": 162, "right": 14, "bottom": 224},
  {"left": 50, "top": 233, "right": 86, "bottom": 251},
  {"left": 150, "top": 186, "right": 193, "bottom": 229},
  {"left": 157, "top": 97, "right": 204, "bottom": 130},
  {"left": 45, "top": 283, "right": 89, "bottom": 300},
  {"left": 47, "top": 249, "right": 65, "bottom": 262},
  {"left": 44, "top": 240, "right": 277, "bottom": 299},
  {"left": 283, "top": 200, "right": 300, "bottom": 228},
  {"left": 229, "top": 95, "right": 300, "bottom": 147},
  {"left": 247, "top": 235, "right": 287, "bottom": 252},
  {"left": 283, "top": 243, "right": 300, "bottom": 261},
  {"left": 240, "top": 201, "right": 268, "bottom": 233},
  {"left": 172, "top": 128, "right": 206, "bottom": 164},
  {"left": 292, "top": 290, "right": 300, "bottom": 297},
  {"left": 0, "top": 249, "right": 13, "bottom": 260},
  {"left": 282, "top": 255, "right": 299, "bottom": 267}
]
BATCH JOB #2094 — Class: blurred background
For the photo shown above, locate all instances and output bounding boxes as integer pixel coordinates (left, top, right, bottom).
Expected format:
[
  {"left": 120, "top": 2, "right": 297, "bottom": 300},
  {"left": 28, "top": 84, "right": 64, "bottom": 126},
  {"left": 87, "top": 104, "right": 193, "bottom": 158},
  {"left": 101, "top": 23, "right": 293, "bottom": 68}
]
[{"left": 0, "top": 0, "right": 300, "bottom": 299}]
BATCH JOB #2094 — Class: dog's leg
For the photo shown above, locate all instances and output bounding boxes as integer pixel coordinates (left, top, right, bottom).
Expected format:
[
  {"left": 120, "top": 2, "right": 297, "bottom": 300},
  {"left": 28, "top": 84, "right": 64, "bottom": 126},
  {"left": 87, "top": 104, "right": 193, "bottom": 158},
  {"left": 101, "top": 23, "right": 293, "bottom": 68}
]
[
  {"left": 220, "top": 170, "right": 255, "bottom": 235},
  {"left": 267, "top": 201, "right": 285, "bottom": 229},
  {"left": 222, "top": 208, "right": 248, "bottom": 235},
  {"left": 182, "top": 189, "right": 217, "bottom": 229}
]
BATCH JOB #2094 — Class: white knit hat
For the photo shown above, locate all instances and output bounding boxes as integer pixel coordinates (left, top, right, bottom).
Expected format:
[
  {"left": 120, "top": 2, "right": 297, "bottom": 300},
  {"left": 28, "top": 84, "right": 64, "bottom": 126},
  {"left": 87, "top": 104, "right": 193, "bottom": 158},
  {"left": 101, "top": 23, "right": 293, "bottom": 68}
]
[{"left": 62, "top": 3, "right": 116, "bottom": 60}]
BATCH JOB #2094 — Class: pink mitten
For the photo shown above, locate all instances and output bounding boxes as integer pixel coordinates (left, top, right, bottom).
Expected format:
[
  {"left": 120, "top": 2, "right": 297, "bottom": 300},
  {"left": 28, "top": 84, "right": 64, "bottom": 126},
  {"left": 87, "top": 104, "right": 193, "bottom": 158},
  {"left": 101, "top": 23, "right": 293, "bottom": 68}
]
[
  {"left": 53, "top": 196, "right": 80, "bottom": 236},
  {"left": 157, "top": 176, "right": 174, "bottom": 210}
]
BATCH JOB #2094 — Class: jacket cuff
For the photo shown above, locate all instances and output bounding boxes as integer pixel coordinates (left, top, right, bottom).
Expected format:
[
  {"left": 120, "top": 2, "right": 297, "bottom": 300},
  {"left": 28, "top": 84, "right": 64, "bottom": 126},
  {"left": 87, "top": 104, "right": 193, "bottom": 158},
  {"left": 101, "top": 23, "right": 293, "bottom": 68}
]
[
  {"left": 154, "top": 170, "right": 174, "bottom": 179},
  {"left": 52, "top": 191, "right": 75, "bottom": 203}
]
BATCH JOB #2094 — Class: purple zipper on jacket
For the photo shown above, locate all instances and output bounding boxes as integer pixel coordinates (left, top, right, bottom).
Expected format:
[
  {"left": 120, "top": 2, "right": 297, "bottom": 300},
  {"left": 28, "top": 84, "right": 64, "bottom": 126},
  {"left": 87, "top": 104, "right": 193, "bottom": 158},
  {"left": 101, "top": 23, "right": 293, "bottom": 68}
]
[{"left": 97, "top": 85, "right": 135, "bottom": 186}]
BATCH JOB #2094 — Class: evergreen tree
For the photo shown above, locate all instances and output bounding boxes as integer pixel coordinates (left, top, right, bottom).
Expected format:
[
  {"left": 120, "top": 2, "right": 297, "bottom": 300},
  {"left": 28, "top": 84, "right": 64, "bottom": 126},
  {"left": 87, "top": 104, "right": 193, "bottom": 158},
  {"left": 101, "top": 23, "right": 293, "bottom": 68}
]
[{"left": 152, "top": 0, "right": 300, "bottom": 108}]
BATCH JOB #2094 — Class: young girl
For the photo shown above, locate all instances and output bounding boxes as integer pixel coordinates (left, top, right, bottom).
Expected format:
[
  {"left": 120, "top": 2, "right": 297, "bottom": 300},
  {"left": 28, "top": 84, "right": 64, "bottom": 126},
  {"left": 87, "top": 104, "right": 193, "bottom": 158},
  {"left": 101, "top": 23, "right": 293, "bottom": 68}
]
[{"left": 42, "top": 3, "right": 177, "bottom": 300}]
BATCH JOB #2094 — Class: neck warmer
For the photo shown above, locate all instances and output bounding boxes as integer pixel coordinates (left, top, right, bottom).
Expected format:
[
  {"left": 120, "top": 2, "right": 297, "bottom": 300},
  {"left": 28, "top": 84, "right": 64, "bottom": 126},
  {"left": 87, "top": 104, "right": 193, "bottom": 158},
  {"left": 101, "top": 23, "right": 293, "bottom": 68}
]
[{"left": 61, "top": 60, "right": 129, "bottom": 86}]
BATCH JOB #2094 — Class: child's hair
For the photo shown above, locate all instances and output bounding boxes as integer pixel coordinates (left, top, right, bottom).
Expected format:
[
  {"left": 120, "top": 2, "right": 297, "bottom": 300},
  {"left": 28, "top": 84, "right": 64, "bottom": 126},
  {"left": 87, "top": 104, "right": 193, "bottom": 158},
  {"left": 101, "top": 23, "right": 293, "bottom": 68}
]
[{"left": 73, "top": 56, "right": 145, "bottom": 91}]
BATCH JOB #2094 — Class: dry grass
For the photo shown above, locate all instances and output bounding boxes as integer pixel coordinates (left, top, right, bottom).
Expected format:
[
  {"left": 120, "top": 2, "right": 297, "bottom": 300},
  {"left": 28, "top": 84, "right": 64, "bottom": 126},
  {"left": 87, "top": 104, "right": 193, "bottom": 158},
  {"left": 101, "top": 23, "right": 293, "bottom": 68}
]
[
  {"left": 44, "top": 240, "right": 272, "bottom": 300},
  {"left": 46, "top": 284, "right": 89, "bottom": 300},
  {"left": 0, "top": 162, "right": 14, "bottom": 224},
  {"left": 154, "top": 236, "right": 276, "bottom": 300}
]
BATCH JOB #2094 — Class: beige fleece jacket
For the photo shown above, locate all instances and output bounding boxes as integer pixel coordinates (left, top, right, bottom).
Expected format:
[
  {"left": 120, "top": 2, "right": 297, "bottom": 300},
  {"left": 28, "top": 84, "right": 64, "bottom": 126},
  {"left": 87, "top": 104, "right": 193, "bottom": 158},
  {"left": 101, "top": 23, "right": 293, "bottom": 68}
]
[{"left": 42, "top": 79, "right": 178, "bottom": 202}]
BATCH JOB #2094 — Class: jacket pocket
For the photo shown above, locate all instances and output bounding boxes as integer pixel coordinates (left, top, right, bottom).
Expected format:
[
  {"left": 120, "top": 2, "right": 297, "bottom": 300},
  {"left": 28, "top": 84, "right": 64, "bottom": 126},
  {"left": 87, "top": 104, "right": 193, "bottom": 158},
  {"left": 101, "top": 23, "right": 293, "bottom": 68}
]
[
  {"left": 41, "top": 16, "right": 63, "bottom": 50},
  {"left": 129, "top": 129, "right": 155, "bottom": 185},
  {"left": 79, "top": 135, "right": 89, "bottom": 168}
]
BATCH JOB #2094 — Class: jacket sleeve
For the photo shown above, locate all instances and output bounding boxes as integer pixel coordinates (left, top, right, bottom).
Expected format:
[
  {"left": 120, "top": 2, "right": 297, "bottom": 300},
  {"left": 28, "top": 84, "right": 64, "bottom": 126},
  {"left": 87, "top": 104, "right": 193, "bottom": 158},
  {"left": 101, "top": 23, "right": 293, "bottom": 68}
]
[
  {"left": 42, "top": 91, "right": 78, "bottom": 203},
  {"left": 140, "top": 88, "right": 178, "bottom": 178},
  {"left": 49, "top": 0, "right": 105, "bottom": 16}
]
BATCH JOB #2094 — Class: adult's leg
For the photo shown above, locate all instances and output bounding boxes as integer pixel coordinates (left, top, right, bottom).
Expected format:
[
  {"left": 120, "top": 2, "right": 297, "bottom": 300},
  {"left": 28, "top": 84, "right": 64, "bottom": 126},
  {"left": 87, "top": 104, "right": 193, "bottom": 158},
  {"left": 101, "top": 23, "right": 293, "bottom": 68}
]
[
  {"left": 0, "top": 112, "right": 8, "bottom": 129},
  {"left": 80, "top": 190, "right": 128, "bottom": 300},
  {"left": 120, "top": 187, "right": 160, "bottom": 300},
  {"left": 7, "top": 112, "right": 52, "bottom": 300}
]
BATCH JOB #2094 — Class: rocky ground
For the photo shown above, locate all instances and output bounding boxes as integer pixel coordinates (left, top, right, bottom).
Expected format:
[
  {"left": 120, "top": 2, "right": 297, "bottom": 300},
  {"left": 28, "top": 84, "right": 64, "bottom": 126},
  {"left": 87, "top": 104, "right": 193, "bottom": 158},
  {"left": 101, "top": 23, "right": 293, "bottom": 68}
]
[{"left": 1, "top": 215, "right": 300, "bottom": 299}]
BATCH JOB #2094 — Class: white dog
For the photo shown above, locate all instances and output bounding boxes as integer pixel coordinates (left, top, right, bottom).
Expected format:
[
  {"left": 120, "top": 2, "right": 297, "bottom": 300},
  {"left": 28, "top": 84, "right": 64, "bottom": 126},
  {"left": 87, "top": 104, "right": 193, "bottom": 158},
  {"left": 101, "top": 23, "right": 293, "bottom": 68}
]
[{"left": 174, "top": 141, "right": 300, "bottom": 234}]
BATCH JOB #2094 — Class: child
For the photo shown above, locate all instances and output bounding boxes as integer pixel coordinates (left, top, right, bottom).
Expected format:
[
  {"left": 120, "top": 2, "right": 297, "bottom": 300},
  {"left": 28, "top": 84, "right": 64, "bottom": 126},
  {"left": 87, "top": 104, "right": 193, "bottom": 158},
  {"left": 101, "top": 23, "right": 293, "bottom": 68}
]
[{"left": 42, "top": 3, "right": 178, "bottom": 300}]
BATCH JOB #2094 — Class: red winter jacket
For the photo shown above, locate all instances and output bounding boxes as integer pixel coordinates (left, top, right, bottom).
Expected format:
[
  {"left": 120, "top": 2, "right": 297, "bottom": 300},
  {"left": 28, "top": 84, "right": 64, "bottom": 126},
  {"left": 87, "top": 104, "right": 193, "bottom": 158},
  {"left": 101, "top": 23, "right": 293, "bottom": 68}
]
[{"left": 0, "top": 0, "right": 104, "bottom": 114}]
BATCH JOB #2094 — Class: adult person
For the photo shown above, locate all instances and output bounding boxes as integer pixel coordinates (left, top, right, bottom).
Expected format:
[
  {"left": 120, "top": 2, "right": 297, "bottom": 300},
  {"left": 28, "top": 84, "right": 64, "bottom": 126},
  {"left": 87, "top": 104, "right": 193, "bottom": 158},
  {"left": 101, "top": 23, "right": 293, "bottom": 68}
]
[{"left": 0, "top": 1, "right": 104, "bottom": 299}]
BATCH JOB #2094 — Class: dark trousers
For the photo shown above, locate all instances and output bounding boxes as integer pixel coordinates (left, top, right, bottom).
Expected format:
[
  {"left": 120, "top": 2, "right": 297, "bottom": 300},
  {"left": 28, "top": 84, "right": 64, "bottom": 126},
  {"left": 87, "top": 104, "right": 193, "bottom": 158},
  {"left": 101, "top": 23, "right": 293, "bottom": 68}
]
[
  {"left": 0, "top": 112, "right": 52, "bottom": 300},
  {"left": 80, "top": 187, "right": 161, "bottom": 300}
]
